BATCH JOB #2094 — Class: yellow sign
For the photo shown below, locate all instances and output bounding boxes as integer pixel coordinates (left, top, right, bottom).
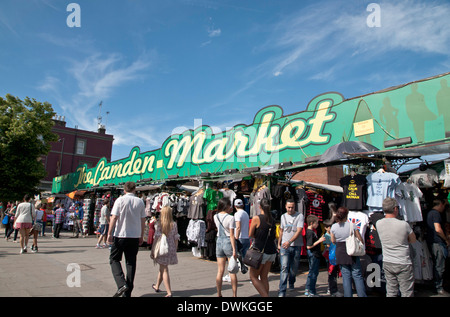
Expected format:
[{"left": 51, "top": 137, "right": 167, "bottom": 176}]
[{"left": 353, "top": 119, "right": 374, "bottom": 137}]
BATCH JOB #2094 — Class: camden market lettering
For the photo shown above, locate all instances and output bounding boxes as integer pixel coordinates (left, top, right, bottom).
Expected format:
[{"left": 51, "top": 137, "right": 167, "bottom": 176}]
[{"left": 71, "top": 93, "right": 339, "bottom": 190}]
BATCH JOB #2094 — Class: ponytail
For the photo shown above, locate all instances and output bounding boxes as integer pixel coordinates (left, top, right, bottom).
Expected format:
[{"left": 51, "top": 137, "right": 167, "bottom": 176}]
[{"left": 259, "top": 198, "right": 273, "bottom": 225}]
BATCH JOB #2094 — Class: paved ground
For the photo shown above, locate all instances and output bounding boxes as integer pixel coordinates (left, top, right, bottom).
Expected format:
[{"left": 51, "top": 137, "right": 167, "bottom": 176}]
[{"left": 0, "top": 227, "right": 448, "bottom": 299}]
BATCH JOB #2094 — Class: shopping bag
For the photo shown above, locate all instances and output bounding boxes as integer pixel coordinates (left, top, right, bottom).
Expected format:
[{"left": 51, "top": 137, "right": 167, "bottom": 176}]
[
  {"left": 345, "top": 223, "right": 365, "bottom": 256},
  {"left": 228, "top": 256, "right": 239, "bottom": 274}
]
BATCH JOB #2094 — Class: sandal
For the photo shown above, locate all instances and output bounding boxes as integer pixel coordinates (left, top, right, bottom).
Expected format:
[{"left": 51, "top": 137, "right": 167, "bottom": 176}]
[{"left": 152, "top": 284, "right": 161, "bottom": 293}]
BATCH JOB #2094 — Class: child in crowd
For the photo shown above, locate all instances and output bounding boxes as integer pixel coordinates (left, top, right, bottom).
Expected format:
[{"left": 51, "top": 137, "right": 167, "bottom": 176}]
[
  {"left": 305, "top": 215, "right": 325, "bottom": 297},
  {"left": 322, "top": 217, "right": 342, "bottom": 297}
]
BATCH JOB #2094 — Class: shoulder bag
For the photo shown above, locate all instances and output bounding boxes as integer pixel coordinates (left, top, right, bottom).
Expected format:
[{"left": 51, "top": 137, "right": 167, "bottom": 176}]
[
  {"left": 244, "top": 225, "right": 272, "bottom": 269},
  {"left": 345, "top": 222, "right": 365, "bottom": 256}
]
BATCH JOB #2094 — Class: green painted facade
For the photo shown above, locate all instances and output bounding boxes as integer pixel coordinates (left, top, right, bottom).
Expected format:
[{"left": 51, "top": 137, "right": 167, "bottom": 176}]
[{"left": 52, "top": 72, "right": 450, "bottom": 193}]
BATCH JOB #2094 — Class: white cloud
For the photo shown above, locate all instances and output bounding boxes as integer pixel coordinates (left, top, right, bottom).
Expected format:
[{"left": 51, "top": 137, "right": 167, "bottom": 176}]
[
  {"left": 259, "top": 0, "right": 450, "bottom": 78},
  {"left": 208, "top": 27, "right": 221, "bottom": 37},
  {"left": 38, "top": 51, "right": 155, "bottom": 132}
]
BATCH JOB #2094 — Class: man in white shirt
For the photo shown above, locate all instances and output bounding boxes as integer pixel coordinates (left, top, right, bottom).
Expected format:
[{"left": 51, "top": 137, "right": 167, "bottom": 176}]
[
  {"left": 234, "top": 199, "right": 250, "bottom": 274},
  {"left": 107, "top": 182, "right": 146, "bottom": 297},
  {"left": 278, "top": 199, "right": 304, "bottom": 297}
]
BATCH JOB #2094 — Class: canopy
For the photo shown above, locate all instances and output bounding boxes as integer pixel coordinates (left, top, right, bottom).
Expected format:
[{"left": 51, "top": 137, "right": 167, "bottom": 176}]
[{"left": 317, "top": 141, "right": 379, "bottom": 164}]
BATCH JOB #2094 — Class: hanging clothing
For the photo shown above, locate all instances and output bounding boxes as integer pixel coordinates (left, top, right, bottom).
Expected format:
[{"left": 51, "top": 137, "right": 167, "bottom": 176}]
[
  {"left": 305, "top": 190, "right": 325, "bottom": 221},
  {"left": 186, "top": 219, "right": 206, "bottom": 257},
  {"left": 340, "top": 174, "right": 367, "bottom": 211},
  {"left": 250, "top": 185, "right": 272, "bottom": 218},
  {"left": 395, "top": 182, "right": 423, "bottom": 223},
  {"left": 410, "top": 168, "right": 439, "bottom": 188},
  {"left": 366, "top": 171, "right": 401, "bottom": 211},
  {"left": 203, "top": 188, "right": 223, "bottom": 212},
  {"left": 188, "top": 194, "right": 205, "bottom": 220}
]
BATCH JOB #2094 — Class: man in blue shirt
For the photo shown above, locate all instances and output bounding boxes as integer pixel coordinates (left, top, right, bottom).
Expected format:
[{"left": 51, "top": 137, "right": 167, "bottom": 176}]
[
  {"left": 426, "top": 199, "right": 450, "bottom": 295},
  {"left": 74, "top": 203, "right": 84, "bottom": 238}
]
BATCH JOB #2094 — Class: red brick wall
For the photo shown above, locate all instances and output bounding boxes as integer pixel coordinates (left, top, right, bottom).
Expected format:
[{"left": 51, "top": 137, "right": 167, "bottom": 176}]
[{"left": 292, "top": 166, "right": 344, "bottom": 186}]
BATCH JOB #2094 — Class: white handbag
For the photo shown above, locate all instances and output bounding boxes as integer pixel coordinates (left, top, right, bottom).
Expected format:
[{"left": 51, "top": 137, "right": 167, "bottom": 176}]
[
  {"left": 159, "top": 234, "right": 169, "bottom": 256},
  {"left": 345, "top": 223, "right": 365, "bottom": 256}
]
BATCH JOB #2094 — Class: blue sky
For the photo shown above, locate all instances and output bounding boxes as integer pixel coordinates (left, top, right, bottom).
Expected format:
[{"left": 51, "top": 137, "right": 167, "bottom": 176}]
[{"left": 1, "top": 0, "right": 449, "bottom": 162}]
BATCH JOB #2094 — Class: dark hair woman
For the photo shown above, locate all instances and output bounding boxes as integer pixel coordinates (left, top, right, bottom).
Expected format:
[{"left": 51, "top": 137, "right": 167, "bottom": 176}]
[
  {"left": 248, "top": 198, "right": 277, "bottom": 297},
  {"left": 330, "top": 207, "right": 367, "bottom": 297}
]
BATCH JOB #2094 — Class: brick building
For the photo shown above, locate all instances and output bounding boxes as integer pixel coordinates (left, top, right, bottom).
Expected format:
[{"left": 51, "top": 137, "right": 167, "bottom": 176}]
[{"left": 39, "top": 116, "right": 114, "bottom": 192}]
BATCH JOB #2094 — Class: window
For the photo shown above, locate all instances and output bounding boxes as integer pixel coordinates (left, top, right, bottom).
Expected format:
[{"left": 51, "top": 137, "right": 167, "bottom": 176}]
[{"left": 76, "top": 139, "right": 86, "bottom": 155}]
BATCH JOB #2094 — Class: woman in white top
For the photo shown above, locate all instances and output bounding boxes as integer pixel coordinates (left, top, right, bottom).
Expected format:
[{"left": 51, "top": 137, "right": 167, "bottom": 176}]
[
  {"left": 213, "top": 197, "right": 238, "bottom": 297},
  {"left": 13, "top": 195, "right": 35, "bottom": 254}
]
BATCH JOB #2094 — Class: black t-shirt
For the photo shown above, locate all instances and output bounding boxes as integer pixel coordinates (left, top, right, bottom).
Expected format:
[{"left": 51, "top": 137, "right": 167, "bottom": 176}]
[
  {"left": 427, "top": 209, "right": 444, "bottom": 244},
  {"left": 306, "top": 229, "right": 322, "bottom": 258},
  {"left": 340, "top": 174, "right": 367, "bottom": 210}
]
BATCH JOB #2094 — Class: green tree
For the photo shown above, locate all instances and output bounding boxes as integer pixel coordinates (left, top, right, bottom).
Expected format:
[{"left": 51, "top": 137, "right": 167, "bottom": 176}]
[{"left": 0, "top": 94, "right": 58, "bottom": 201}]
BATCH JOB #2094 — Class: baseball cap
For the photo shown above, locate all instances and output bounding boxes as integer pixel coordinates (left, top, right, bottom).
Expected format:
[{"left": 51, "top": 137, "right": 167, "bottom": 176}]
[{"left": 234, "top": 199, "right": 244, "bottom": 207}]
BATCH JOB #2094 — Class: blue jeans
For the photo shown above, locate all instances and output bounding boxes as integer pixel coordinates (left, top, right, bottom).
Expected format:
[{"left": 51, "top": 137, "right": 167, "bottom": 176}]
[
  {"left": 279, "top": 246, "right": 301, "bottom": 295},
  {"left": 430, "top": 242, "right": 447, "bottom": 292},
  {"left": 340, "top": 257, "right": 367, "bottom": 297},
  {"left": 306, "top": 250, "right": 320, "bottom": 295},
  {"left": 238, "top": 238, "right": 250, "bottom": 258}
]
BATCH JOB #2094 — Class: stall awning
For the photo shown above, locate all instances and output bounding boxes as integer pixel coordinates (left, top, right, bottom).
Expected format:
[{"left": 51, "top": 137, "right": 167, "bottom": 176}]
[{"left": 348, "top": 139, "right": 450, "bottom": 159}]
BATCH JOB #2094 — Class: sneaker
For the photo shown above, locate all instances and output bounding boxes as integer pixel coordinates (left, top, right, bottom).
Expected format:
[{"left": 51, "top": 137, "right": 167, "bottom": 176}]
[
  {"left": 308, "top": 293, "right": 321, "bottom": 297},
  {"left": 330, "top": 291, "right": 343, "bottom": 297},
  {"left": 304, "top": 289, "right": 309, "bottom": 296},
  {"left": 222, "top": 274, "right": 231, "bottom": 282},
  {"left": 95, "top": 244, "right": 102, "bottom": 249},
  {"left": 278, "top": 292, "right": 286, "bottom": 297}
]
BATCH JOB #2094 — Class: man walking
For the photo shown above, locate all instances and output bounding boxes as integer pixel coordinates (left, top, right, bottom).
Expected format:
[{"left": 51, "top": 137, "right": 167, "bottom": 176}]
[
  {"left": 234, "top": 199, "right": 250, "bottom": 274},
  {"left": 107, "top": 182, "right": 146, "bottom": 297},
  {"left": 377, "top": 197, "right": 416, "bottom": 297},
  {"left": 426, "top": 198, "right": 450, "bottom": 295},
  {"left": 277, "top": 199, "right": 304, "bottom": 297}
]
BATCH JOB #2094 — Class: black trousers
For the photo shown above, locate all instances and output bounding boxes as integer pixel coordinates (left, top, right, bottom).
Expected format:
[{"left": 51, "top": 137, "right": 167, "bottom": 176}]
[
  {"left": 109, "top": 237, "right": 140, "bottom": 297},
  {"left": 54, "top": 223, "right": 63, "bottom": 238}
]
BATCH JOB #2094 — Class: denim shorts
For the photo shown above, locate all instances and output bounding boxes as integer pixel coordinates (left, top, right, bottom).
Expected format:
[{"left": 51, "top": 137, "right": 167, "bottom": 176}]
[{"left": 216, "top": 236, "right": 233, "bottom": 258}]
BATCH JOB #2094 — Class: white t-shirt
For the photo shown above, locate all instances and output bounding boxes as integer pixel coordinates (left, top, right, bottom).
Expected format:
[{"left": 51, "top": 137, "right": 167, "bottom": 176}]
[
  {"left": 111, "top": 193, "right": 146, "bottom": 238},
  {"left": 348, "top": 210, "right": 369, "bottom": 239},
  {"left": 234, "top": 208, "right": 249, "bottom": 239},
  {"left": 395, "top": 182, "right": 423, "bottom": 223},
  {"left": 100, "top": 205, "right": 110, "bottom": 225},
  {"left": 214, "top": 212, "right": 235, "bottom": 237},
  {"left": 280, "top": 212, "right": 304, "bottom": 246}
]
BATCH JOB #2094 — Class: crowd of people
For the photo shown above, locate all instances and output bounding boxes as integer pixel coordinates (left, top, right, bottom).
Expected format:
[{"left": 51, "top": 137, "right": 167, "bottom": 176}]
[{"left": 2, "top": 180, "right": 449, "bottom": 298}]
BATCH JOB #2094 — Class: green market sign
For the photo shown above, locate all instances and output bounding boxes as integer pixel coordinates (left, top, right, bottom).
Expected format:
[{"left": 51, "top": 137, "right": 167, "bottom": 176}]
[{"left": 52, "top": 72, "right": 450, "bottom": 193}]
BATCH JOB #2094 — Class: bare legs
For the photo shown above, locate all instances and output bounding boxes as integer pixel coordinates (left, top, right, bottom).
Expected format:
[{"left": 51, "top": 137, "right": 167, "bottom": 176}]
[
  {"left": 249, "top": 261, "right": 273, "bottom": 297},
  {"left": 18, "top": 228, "right": 30, "bottom": 252},
  {"left": 155, "top": 264, "right": 172, "bottom": 297},
  {"left": 216, "top": 257, "right": 237, "bottom": 297}
]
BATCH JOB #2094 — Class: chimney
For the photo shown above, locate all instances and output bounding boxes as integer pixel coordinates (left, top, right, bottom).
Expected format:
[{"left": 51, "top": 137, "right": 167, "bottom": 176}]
[{"left": 52, "top": 114, "right": 66, "bottom": 127}]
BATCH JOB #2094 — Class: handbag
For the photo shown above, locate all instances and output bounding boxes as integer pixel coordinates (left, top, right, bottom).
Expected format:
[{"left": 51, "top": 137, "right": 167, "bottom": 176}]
[
  {"left": 159, "top": 234, "right": 169, "bottom": 256},
  {"left": 345, "top": 223, "right": 365, "bottom": 256},
  {"left": 243, "top": 226, "right": 272, "bottom": 269},
  {"left": 2, "top": 214, "right": 9, "bottom": 225}
]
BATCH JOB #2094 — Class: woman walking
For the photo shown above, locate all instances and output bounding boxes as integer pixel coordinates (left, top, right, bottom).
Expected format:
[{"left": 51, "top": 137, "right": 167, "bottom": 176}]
[
  {"left": 13, "top": 195, "right": 35, "bottom": 254},
  {"left": 330, "top": 207, "right": 367, "bottom": 297},
  {"left": 248, "top": 198, "right": 277, "bottom": 297},
  {"left": 214, "top": 198, "right": 238, "bottom": 297},
  {"left": 151, "top": 206, "right": 180, "bottom": 297}
]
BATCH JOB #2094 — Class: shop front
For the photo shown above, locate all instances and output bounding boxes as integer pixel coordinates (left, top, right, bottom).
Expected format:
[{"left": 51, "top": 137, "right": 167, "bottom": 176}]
[{"left": 51, "top": 72, "right": 450, "bottom": 281}]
